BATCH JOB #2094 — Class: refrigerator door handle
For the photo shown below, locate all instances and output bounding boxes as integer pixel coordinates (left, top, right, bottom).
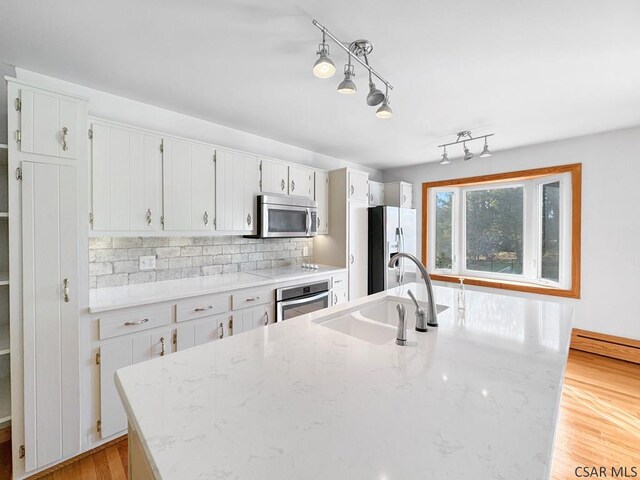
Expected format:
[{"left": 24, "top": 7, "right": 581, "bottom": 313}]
[{"left": 398, "top": 228, "right": 406, "bottom": 283}]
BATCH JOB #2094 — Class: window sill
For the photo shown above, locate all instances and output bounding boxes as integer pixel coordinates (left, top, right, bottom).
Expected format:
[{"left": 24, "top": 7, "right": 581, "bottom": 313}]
[{"left": 429, "top": 273, "right": 580, "bottom": 299}]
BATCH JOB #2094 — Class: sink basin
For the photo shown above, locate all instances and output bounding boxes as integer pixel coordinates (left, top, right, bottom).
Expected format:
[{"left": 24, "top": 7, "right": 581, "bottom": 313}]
[
  {"left": 358, "top": 299, "right": 449, "bottom": 329},
  {"left": 320, "top": 315, "right": 396, "bottom": 345},
  {"left": 316, "top": 298, "right": 449, "bottom": 345}
]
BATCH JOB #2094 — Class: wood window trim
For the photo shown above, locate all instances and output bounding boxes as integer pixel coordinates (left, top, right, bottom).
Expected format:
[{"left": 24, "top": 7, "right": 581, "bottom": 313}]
[{"left": 422, "top": 163, "right": 582, "bottom": 299}]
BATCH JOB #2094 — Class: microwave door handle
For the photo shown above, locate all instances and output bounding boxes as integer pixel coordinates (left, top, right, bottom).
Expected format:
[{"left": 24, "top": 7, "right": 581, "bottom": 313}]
[{"left": 306, "top": 208, "right": 312, "bottom": 235}]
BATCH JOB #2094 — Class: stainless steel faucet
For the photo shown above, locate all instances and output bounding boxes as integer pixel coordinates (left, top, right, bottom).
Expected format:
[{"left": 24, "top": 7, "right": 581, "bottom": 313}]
[{"left": 388, "top": 253, "right": 438, "bottom": 328}]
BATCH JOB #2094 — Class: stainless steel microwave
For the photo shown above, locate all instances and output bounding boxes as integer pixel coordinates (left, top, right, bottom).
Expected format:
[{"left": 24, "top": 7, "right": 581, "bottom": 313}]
[{"left": 249, "top": 194, "right": 318, "bottom": 238}]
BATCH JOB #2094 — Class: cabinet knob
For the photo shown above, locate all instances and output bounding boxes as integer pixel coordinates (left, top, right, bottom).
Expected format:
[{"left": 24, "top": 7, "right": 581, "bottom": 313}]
[
  {"left": 146, "top": 208, "right": 152, "bottom": 226},
  {"left": 334, "top": 293, "right": 338, "bottom": 304},
  {"left": 402, "top": 194, "right": 407, "bottom": 204},
  {"left": 264, "top": 311, "right": 269, "bottom": 326},
  {"left": 204, "top": 211, "right": 209, "bottom": 226},
  {"left": 62, "top": 127, "right": 69, "bottom": 151},
  {"left": 63, "top": 278, "right": 70, "bottom": 303},
  {"left": 370, "top": 193, "right": 373, "bottom": 201},
  {"left": 247, "top": 213, "right": 252, "bottom": 226},
  {"left": 317, "top": 217, "right": 320, "bottom": 228},
  {"left": 350, "top": 254, "right": 355, "bottom": 265},
  {"left": 219, "top": 322, "right": 224, "bottom": 339},
  {"left": 281, "top": 179, "right": 286, "bottom": 191},
  {"left": 195, "top": 305, "right": 213, "bottom": 312},
  {"left": 291, "top": 180, "right": 295, "bottom": 192},
  {"left": 350, "top": 185, "right": 354, "bottom": 196}
]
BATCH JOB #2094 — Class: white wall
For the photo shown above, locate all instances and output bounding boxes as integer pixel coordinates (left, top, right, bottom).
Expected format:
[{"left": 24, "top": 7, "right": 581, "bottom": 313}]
[
  {"left": 383, "top": 127, "right": 640, "bottom": 340},
  {"left": 13, "top": 68, "right": 382, "bottom": 180}
]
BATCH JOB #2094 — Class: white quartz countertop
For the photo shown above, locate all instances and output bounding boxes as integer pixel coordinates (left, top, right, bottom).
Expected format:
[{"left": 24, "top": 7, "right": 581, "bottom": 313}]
[
  {"left": 89, "top": 265, "right": 346, "bottom": 313},
  {"left": 115, "top": 283, "right": 574, "bottom": 479}
]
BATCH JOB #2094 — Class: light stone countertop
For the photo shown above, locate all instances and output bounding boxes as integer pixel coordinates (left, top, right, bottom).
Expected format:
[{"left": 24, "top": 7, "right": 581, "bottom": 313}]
[
  {"left": 115, "top": 282, "right": 574, "bottom": 480},
  {"left": 89, "top": 265, "right": 346, "bottom": 313}
]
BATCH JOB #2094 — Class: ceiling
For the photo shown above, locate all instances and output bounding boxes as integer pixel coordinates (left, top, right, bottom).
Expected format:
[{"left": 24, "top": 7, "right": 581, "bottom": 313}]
[{"left": 1, "top": 0, "right": 639, "bottom": 169}]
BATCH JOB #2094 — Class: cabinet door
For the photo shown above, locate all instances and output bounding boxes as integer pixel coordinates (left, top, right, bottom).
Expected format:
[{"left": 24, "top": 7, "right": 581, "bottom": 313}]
[
  {"left": 401, "top": 183, "right": 413, "bottom": 208},
  {"left": 314, "top": 171, "right": 329, "bottom": 234},
  {"left": 289, "top": 165, "right": 313, "bottom": 199},
  {"left": 99, "top": 330, "right": 167, "bottom": 439},
  {"left": 18, "top": 87, "right": 82, "bottom": 160},
  {"left": 176, "top": 314, "right": 230, "bottom": 351},
  {"left": 243, "top": 155, "right": 261, "bottom": 234},
  {"left": 91, "top": 123, "right": 163, "bottom": 231},
  {"left": 233, "top": 305, "right": 271, "bottom": 335},
  {"left": 261, "top": 158, "right": 289, "bottom": 195},
  {"left": 348, "top": 199, "right": 369, "bottom": 300},
  {"left": 163, "top": 138, "right": 215, "bottom": 231},
  {"left": 349, "top": 171, "right": 369, "bottom": 202},
  {"left": 22, "top": 162, "right": 79, "bottom": 470},
  {"left": 331, "top": 288, "right": 348, "bottom": 306},
  {"left": 216, "top": 150, "right": 259, "bottom": 232},
  {"left": 368, "top": 181, "right": 385, "bottom": 206}
]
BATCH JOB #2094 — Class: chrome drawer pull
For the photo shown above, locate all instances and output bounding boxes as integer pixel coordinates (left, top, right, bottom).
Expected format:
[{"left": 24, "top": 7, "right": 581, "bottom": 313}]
[
  {"left": 124, "top": 318, "right": 149, "bottom": 326},
  {"left": 195, "top": 305, "right": 213, "bottom": 312},
  {"left": 62, "top": 127, "right": 69, "bottom": 151},
  {"left": 219, "top": 322, "right": 224, "bottom": 339},
  {"left": 146, "top": 208, "right": 152, "bottom": 225},
  {"left": 246, "top": 296, "right": 259, "bottom": 302},
  {"left": 63, "top": 278, "right": 70, "bottom": 303},
  {"left": 281, "top": 179, "right": 286, "bottom": 191},
  {"left": 160, "top": 337, "right": 165, "bottom": 356},
  {"left": 264, "top": 311, "right": 269, "bottom": 325}
]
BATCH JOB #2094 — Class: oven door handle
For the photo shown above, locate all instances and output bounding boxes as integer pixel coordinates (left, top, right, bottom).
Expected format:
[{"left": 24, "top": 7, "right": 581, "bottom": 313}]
[{"left": 280, "top": 290, "right": 329, "bottom": 307}]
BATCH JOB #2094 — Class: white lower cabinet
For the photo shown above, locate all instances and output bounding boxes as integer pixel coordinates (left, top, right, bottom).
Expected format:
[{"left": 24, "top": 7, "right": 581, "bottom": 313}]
[
  {"left": 99, "top": 329, "right": 171, "bottom": 439},
  {"left": 331, "top": 288, "right": 348, "bottom": 306},
  {"left": 233, "top": 303, "right": 274, "bottom": 335},
  {"left": 175, "top": 314, "right": 230, "bottom": 350}
]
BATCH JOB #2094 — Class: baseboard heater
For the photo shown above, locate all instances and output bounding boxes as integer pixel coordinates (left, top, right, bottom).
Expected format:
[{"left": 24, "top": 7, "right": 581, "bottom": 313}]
[{"left": 570, "top": 328, "right": 640, "bottom": 364}]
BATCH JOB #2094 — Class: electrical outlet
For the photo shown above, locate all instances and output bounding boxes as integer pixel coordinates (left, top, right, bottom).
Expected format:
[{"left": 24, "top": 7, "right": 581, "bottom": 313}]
[
  {"left": 302, "top": 246, "right": 309, "bottom": 257},
  {"left": 139, "top": 255, "right": 156, "bottom": 270}
]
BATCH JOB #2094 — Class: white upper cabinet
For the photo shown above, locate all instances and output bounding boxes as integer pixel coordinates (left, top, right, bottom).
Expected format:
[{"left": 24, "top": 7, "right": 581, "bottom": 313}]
[
  {"left": 315, "top": 171, "right": 329, "bottom": 234},
  {"left": 216, "top": 149, "right": 260, "bottom": 233},
  {"left": 289, "top": 165, "right": 314, "bottom": 199},
  {"left": 16, "top": 86, "right": 83, "bottom": 160},
  {"left": 369, "top": 181, "right": 385, "bottom": 206},
  {"left": 348, "top": 170, "right": 369, "bottom": 202},
  {"left": 261, "top": 158, "right": 289, "bottom": 195},
  {"left": 385, "top": 181, "right": 414, "bottom": 208},
  {"left": 163, "top": 138, "right": 215, "bottom": 232},
  {"left": 348, "top": 199, "right": 369, "bottom": 300},
  {"left": 91, "top": 122, "right": 163, "bottom": 232}
]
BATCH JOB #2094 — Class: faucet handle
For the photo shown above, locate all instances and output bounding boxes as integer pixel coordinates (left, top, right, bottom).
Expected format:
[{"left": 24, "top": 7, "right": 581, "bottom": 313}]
[
  {"left": 395, "top": 303, "right": 407, "bottom": 346},
  {"left": 407, "top": 289, "right": 428, "bottom": 332}
]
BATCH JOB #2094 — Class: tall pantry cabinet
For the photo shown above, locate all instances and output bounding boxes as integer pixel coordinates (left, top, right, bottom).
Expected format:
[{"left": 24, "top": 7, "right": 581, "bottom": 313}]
[{"left": 7, "top": 79, "right": 89, "bottom": 478}]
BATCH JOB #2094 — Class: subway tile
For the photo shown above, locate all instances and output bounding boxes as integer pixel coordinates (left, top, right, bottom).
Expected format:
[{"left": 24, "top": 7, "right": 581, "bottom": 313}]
[
  {"left": 96, "top": 274, "right": 128, "bottom": 288},
  {"left": 156, "top": 247, "right": 181, "bottom": 258},
  {"left": 181, "top": 267, "right": 202, "bottom": 278},
  {"left": 222, "top": 263, "right": 239, "bottom": 273},
  {"left": 157, "top": 269, "right": 183, "bottom": 281},
  {"left": 93, "top": 249, "right": 128, "bottom": 262},
  {"left": 248, "top": 252, "right": 264, "bottom": 262},
  {"left": 202, "top": 245, "right": 223, "bottom": 256},
  {"left": 90, "top": 262, "right": 113, "bottom": 276},
  {"left": 193, "top": 236, "right": 214, "bottom": 246},
  {"left": 143, "top": 237, "right": 170, "bottom": 247},
  {"left": 112, "top": 237, "right": 143, "bottom": 248},
  {"left": 203, "top": 265, "right": 223, "bottom": 276},
  {"left": 169, "top": 257, "right": 192, "bottom": 269},
  {"left": 129, "top": 271, "right": 157, "bottom": 285},
  {"left": 192, "top": 255, "right": 214, "bottom": 266},
  {"left": 155, "top": 258, "right": 169, "bottom": 270},
  {"left": 127, "top": 248, "right": 156, "bottom": 260},
  {"left": 169, "top": 237, "right": 194, "bottom": 247},
  {"left": 212, "top": 254, "right": 232, "bottom": 265},
  {"left": 180, "top": 246, "right": 203, "bottom": 257},
  {"left": 256, "top": 260, "right": 272, "bottom": 270},
  {"left": 231, "top": 253, "right": 249, "bottom": 264},
  {"left": 213, "top": 236, "right": 232, "bottom": 245},
  {"left": 89, "top": 237, "right": 112, "bottom": 249},
  {"left": 222, "top": 244, "right": 240, "bottom": 254},
  {"left": 240, "top": 244, "right": 256, "bottom": 253},
  {"left": 240, "top": 261, "right": 257, "bottom": 271},
  {"left": 113, "top": 260, "right": 139, "bottom": 274}
]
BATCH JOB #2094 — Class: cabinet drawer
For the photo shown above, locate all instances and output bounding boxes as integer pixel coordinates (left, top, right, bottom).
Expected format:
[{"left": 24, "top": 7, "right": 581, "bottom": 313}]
[
  {"left": 232, "top": 288, "right": 273, "bottom": 310},
  {"left": 176, "top": 294, "right": 230, "bottom": 323},
  {"left": 331, "top": 288, "right": 348, "bottom": 306},
  {"left": 332, "top": 272, "right": 348, "bottom": 290},
  {"left": 99, "top": 306, "right": 172, "bottom": 340}
]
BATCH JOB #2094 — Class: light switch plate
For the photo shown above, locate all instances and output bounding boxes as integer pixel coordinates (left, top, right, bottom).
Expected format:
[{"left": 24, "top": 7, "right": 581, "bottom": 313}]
[{"left": 139, "top": 255, "right": 156, "bottom": 270}]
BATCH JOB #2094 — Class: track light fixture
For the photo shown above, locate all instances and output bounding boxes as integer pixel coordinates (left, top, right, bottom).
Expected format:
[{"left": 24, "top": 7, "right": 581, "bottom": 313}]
[
  {"left": 438, "top": 131, "right": 495, "bottom": 165},
  {"left": 337, "top": 58, "right": 357, "bottom": 95},
  {"left": 376, "top": 86, "right": 393, "bottom": 119},
  {"left": 312, "top": 20, "right": 394, "bottom": 118},
  {"left": 440, "top": 146, "right": 451, "bottom": 165},
  {"left": 312, "top": 30, "right": 336, "bottom": 79}
]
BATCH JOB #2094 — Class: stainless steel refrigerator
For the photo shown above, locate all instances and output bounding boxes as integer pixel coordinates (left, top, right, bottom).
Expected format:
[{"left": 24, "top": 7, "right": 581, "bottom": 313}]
[{"left": 368, "top": 206, "right": 417, "bottom": 294}]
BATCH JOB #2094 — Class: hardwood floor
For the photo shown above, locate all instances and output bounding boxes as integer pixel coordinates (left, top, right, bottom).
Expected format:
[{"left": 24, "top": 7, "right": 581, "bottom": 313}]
[{"left": 0, "top": 350, "right": 637, "bottom": 479}]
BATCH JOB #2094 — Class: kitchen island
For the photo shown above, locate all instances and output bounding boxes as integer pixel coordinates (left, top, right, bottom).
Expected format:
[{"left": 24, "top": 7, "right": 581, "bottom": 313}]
[{"left": 115, "top": 282, "right": 573, "bottom": 479}]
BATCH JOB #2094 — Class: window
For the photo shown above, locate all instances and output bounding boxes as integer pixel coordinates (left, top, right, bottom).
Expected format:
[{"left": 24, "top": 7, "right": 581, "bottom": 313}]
[{"left": 423, "top": 164, "right": 581, "bottom": 298}]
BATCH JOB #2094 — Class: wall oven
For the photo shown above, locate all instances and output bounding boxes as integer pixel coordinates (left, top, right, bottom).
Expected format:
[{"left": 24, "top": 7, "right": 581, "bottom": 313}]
[
  {"left": 276, "top": 280, "right": 330, "bottom": 322},
  {"left": 251, "top": 194, "right": 317, "bottom": 238}
]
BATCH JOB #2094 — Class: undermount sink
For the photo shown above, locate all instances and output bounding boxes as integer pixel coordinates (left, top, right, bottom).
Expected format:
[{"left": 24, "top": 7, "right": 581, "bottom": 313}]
[{"left": 317, "top": 298, "right": 449, "bottom": 345}]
